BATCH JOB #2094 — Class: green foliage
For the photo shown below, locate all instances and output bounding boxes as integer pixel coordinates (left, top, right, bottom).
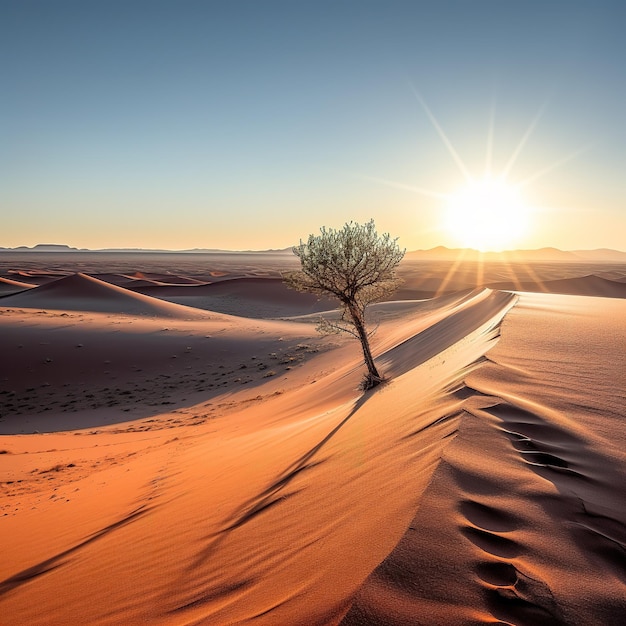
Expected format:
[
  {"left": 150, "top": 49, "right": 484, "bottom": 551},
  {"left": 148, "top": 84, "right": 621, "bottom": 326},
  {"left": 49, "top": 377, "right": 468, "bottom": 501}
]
[{"left": 284, "top": 220, "right": 404, "bottom": 388}]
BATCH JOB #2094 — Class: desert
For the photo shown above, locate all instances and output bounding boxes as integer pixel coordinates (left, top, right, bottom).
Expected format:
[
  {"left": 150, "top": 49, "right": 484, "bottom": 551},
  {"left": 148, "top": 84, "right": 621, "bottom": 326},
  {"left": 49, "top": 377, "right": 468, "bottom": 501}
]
[
  {"left": 3, "top": 2, "right": 626, "bottom": 623},
  {"left": 1, "top": 250, "right": 625, "bottom": 625}
]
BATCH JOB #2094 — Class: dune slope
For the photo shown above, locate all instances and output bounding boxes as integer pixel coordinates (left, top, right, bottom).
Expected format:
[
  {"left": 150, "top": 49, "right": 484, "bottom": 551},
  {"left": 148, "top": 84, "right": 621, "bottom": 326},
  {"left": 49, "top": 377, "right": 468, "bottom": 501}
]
[
  {"left": 0, "top": 289, "right": 515, "bottom": 624},
  {"left": 0, "top": 273, "right": 211, "bottom": 318},
  {"left": 0, "top": 303, "right": 329, "bottom": 432},
  {"left": 0, "top": 276, "right": 35, "bottom": 295},
  {"left": 487, "top": 274, "right": 626, "bottom": 299},
  {"left": 134, "top": 276, "right": 337, "bottom": 318},
  {"left": 342, "top": 293, "right": 626, "bottom": 625}
]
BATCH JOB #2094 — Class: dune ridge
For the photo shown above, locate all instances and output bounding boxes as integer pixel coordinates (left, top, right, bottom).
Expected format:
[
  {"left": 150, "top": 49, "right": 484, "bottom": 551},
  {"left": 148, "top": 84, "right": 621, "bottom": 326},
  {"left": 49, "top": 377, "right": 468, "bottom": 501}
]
[
  {"left": 0, "top": 276, "right": 35, "bottom": 295},
  {"left": 2, "top": 253, "right": 625, "bottom": 301},
  {"left": 133, "top": 277, "right": 338, "bottom": 318},
  {"left": 342, "top": 293, "right": 626, "bottom": 625},
  {"left": 0, "top": 289, "right": 516, "bottom": 624},
  {"left": 0, "top": 273, "right": 211, "bottom": 318},
  {"left": 486, "top": 273, "right": 626, "bottom": 299}
]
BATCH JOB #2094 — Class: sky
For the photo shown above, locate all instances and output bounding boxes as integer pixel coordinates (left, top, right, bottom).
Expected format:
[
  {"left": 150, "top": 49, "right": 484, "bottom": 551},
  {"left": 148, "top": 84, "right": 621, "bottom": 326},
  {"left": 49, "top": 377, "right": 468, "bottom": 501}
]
[{"left": 2, "top": 0, "right": 625, "bottom": 252}]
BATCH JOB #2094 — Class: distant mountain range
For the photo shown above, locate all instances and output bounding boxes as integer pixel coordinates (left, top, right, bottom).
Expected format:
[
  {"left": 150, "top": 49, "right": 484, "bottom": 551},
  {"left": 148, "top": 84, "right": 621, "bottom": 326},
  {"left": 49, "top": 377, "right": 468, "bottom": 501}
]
[
  {"left": 404, "top": 246, "right": 626, "bottom": 262},
  {"left": 2, "top": 243, "right": 626, "bottom": 262},
  {"left": 0, "top": 244, "right": 293, "bottom": 254}
]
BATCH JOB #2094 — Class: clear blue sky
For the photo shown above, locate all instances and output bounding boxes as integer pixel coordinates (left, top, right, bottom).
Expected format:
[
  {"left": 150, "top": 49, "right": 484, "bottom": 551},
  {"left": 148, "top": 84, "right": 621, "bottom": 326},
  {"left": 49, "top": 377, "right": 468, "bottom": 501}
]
[{"left": 2, "top": 0, "right": 625, "bottom": 251}]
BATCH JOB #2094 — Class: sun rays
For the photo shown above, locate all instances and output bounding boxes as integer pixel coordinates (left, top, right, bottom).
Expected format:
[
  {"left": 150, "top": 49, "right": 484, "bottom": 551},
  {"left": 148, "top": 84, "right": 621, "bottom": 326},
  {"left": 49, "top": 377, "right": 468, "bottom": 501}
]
[
  {"left": 362, "top": 86, "right": 590, "bottom": 291},
  {"left": 408, "top": 86, "right": 473, "bottom": 184},
  {"left": 365, "top": 86, "right": 588, "bottom": 253},
  {"left": 407, "top": 87, "right": 548, "bottom": 251}
]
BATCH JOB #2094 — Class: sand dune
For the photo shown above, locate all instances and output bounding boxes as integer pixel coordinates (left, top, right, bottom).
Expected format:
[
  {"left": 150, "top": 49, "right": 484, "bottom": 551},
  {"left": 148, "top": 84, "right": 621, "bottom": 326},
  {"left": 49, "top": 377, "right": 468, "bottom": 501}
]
[
  {"left": 486, "top": 273, "right": 626, "bottom": 299},
  {"left": 88, "top": 272, "right": 141, "bottom": 286},
  {"left": 126, "top": 272, "right": 206, "bottom": 285},
  {"left": 342, "top": 293, "right": 626, "bottom": 625},
  {"left": 1, "top": 254, "right": 625, "bottom": 624},
  {"left": 0, "top": 273, "right": 211, "bottom": 318},
  {"left": 0, "top": 251, "right": 300, "bottom": 287},
  {"left": 5, "top": 270, "right": 65, "bottom": 285},
  {"left": 0, "top": 276, "right": 34, "bottom": 295},
  {"left": 0, "top": 308, "right": 332, "bottom": 433},
  {"left": 1, "top": 289, "right": 517, "bottom": 623},
  {"left": 134, "top": 277, "right": 337, "bottom": 318},
  {"left": 2, "top": 252, "right": 625, "bottom": 298}
]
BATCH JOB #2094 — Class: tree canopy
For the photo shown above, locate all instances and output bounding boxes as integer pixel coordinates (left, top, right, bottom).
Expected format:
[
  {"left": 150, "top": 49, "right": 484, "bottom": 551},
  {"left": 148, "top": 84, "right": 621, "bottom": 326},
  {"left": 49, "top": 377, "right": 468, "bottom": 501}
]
[{"left": 285, "top": 220, "right": 405, "bottom": 388}]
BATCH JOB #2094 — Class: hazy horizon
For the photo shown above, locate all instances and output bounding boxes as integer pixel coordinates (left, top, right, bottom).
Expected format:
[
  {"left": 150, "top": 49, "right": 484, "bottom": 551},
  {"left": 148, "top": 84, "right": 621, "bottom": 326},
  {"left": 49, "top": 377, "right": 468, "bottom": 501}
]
[{"left": 3, "top": 241, "right": 626, "bottom": 257}]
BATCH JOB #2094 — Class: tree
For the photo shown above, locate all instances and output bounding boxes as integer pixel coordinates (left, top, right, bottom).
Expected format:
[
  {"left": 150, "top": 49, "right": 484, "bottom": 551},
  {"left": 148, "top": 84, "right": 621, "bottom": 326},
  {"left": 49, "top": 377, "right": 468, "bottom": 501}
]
[{"left": 284, "top": 220, "right": 405, "bottom": 389}]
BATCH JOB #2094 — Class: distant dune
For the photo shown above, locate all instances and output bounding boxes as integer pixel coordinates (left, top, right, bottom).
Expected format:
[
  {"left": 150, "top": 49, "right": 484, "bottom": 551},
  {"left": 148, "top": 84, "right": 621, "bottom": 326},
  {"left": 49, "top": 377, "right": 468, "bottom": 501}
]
[
  {"left": 0, "top": 273, "right": 210, "bottom": 318},
  {"left": 0, "top": 244, "right": 293, "bottom": 254},
  {"left": 1, "top": 253, "right": 625, "bottom": 303},
  {"left": 486, "top": 274, "right": 626, "bottom": 299},
  {"left": 133, "top": 277, "right": 337, "bottom": 318},
  {"left": 0, "top": 276, "right": 35, "bottom": 295}
]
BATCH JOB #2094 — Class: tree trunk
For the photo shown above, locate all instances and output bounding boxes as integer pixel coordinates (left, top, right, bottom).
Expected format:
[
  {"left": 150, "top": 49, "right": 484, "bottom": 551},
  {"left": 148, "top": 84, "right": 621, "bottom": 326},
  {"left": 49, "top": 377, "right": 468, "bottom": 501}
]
[{"left": 347, "top": 303, "right": 381, "bottom": 385}]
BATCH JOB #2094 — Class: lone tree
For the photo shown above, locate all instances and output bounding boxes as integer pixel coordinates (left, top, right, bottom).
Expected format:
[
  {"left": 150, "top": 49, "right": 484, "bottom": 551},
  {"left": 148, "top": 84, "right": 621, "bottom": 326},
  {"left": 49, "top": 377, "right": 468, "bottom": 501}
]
[{"left": 285, "top": 219, "right": 405, "bottom": 389}]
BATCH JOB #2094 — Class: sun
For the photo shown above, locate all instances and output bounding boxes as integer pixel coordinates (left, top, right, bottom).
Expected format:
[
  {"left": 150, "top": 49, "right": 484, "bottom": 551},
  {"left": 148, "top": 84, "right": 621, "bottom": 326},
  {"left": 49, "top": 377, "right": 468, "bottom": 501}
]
[
  {"left": 444, "top": 178, "right": 529, "bottom": 251},
  {"left": 365, "top": 90, "right": 584, "bottom": 252}
]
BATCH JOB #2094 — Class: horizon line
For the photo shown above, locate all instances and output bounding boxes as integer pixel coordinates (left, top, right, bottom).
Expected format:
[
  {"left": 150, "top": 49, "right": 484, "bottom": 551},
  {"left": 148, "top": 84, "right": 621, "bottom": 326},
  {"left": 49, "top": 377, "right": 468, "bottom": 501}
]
[{"left": 2, "top": 243, "right": 626, "bottom": 257}]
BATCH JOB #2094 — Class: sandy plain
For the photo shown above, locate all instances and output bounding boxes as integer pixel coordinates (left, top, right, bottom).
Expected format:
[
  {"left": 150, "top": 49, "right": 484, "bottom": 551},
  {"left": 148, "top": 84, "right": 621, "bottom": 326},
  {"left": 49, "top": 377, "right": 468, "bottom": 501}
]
[{"left": 0, "top": 251, "right": 625, "bottom": 625}]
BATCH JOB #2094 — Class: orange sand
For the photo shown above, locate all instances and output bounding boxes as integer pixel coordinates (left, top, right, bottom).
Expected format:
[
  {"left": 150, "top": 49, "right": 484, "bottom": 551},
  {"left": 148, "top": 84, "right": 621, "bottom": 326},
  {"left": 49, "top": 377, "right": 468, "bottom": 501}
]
[{"left": 1, "top": 255, "right": 625, "bottom": 624}]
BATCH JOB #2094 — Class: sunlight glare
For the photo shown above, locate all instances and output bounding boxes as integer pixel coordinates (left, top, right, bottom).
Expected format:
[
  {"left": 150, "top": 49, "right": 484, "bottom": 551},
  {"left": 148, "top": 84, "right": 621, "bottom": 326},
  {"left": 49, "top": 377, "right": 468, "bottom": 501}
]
[{"left": 445, "top": 178, "right": 529, "bottom": 251}]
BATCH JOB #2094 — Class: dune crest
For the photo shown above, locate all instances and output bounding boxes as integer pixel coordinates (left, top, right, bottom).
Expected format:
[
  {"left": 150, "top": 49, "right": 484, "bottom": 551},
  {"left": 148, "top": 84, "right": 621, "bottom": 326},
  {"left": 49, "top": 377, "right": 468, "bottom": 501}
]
[
  {"left": 0, "top": 289, "right": 515, "bottom": 624},
  {"left": 0, "top": 276, "right": 35, "bottom": 295},
  {"left": 134, "top": 276, "right": 337, "bottom": 318},
  {"left": 342, "top": 293, "right": 626, "bottom": 625},
  {"left": 487, "top": 273, "right": 626, "bottom": 299},
  {"left": 0, "top": 273, "right": 211, "bottom": 318}
]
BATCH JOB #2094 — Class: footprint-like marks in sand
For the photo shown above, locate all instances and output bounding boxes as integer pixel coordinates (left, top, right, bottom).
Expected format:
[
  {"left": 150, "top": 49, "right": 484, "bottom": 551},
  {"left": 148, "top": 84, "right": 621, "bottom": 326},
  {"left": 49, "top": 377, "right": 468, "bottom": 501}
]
[
  {"left": 475, "top": 556, "right": 560, "bottom": 625},
  {"left": 488, "top": 405, "right": 580, "bottom": 445},
  {"left": 452, "top": 463, "right": 563, "bottom": 625},
  {"left": 460, "top": 500, "right": 519, "bottom": 533},
  {"left": 457, "top": 494, "right": 561, "bottom": 624},
  {"left": 503, "top": 430, "right": 578, "bottom": 474},
  {"left": 485, "top": 399, "right": 626, "bottom": 599},
  {"left": 460, "top": 501, "right": 523, "bottom": 559},
  {"left": 462, "top": 526, "right": 522, "bottom": 559},
  {"left": 485, "top": 575, "right": 561, "bottom": 626},
  {"left": 475, "top": 561, "right": 518, "bottom": 586},
  {"left": 489, "top": 405, "right": 590, "bottom": 486},
  {"left": 456, "top": 499, "right": 515, "bottom": 559}
]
